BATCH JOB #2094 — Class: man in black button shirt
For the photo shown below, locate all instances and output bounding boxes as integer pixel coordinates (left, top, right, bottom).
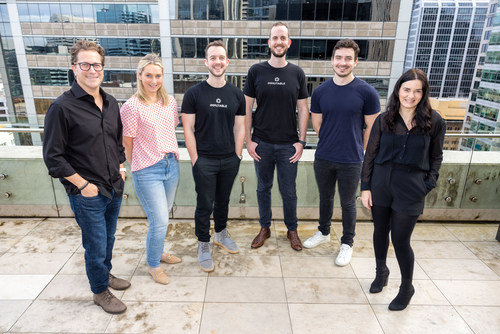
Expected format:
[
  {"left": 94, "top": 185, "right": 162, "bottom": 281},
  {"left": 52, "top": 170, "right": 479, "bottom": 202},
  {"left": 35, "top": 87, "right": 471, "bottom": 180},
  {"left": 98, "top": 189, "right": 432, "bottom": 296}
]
[{"left": 43, "top": 40, "right": 129, "bottom": 314}]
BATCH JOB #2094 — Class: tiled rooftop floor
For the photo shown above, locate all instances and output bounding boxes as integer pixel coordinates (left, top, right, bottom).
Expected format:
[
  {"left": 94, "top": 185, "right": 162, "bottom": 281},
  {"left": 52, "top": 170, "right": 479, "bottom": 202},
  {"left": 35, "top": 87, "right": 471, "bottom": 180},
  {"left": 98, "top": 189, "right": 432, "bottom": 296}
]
[{"left": 0, "top": 218, "right": 499, "bottom": 333}]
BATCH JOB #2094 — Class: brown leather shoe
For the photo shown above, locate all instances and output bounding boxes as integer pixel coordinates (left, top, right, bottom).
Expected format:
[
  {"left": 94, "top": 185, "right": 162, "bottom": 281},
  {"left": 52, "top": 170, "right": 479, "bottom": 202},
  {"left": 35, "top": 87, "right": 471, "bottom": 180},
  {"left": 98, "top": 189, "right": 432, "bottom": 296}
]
[
  {"left": 251, "top": 227, "right": 271, "bottom": 248},
  {"left": 93, "top": 288, "right": 127, "bottom": 314},
  {"left": 287, "top": 230, "right": 303, "bottom": 251},
  {"left": 108, "top": 274, "right": 131, "bottom": 290}
]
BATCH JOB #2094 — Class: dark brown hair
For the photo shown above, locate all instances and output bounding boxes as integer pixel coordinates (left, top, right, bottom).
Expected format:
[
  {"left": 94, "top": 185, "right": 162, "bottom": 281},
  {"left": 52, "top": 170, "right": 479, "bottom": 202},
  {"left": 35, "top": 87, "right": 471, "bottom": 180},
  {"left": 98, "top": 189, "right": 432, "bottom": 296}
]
[
  {"left": 383, "top": 68, "right": 432, "bottom": 134},
  {"left": 70, "top": 40, "right": 105, "bottom": 66}
]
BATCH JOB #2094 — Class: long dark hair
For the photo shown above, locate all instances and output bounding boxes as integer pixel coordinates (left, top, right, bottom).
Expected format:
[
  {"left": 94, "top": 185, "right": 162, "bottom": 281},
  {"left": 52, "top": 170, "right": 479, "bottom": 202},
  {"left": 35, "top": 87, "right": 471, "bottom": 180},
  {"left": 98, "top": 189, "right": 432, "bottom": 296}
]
[{"left": 383, "top": 68, "right": 432, "bottom": 134}]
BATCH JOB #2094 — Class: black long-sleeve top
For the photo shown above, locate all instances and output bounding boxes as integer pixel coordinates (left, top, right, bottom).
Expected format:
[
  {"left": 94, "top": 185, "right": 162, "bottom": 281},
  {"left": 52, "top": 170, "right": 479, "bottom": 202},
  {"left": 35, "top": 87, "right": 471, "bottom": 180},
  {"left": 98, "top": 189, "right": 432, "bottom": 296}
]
[
  {"left": 43, "top": 82, "right": 126, "bottom": 199},
  {"left": 361, "top": 110, "right": 446, "bottom": 193}
]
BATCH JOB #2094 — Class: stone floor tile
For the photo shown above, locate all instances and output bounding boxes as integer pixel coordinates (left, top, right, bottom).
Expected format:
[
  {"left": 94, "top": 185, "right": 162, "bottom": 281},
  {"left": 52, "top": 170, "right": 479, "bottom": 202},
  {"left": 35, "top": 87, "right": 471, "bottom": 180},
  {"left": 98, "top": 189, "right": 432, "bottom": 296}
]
[
  {"left": 463, "top": 241, "right": 500, "bottom": 260},
  {"left": 215, "top": 236, "right": 279, "bottom": 256},
  {"left": 284, "top": 278, "right": 367, "bottom": 304},
  {"left": 483, "top": 259, "right": 500, "bottom": 277},
  {"left": 37, "top": 274, "right": 109, "bottom": 300},
  {"left": 225, "top": 219, "right": 272, "bottom": 236},
  {"left": 211, "top": 254, "right": 282, "bottom": 277},
  {"left": 289, "top": 304, "right": 384, "bottom": 334},
  {"left": 455, "top": 306, "right": 500, "bottom": 334},
  {"left": 360, "top": 279, "right": 449, "bottom": 306},
  {"left": 332, "top": 222, "right": 374, "bottom": 241},
  {"left": 0, "top": 236, "right": 22, "bottom": 252},
  {"left": 9, "top": 233, "right": 81, "bottom": 253},
  {"left": 135, "top": 254, "right": 208, "bottom": 277},
  {"left": 350, "top": 257, "right": 429, "bottom": 280},
  {"left": 199, "top": 302, "right": 292, "bottom": 334},
  {"left": 0, "top": 274, "right": 53, "bottom": 299},
  {"left": 106, "top": 301, "right": 203, "bottom": 334},
  {"left": 122, "top": 275, "right": 206, "bottom": 302},
  {"left": 417, "top": 258, "right": 499, "bottom": 280},
  {"left": 60, "top": 251, "right": 141, "bottom": 276},
  {"left": 0, "top": 300, "right": 32, "bottom": 332},
  {"left": 434, "top": 280, "right": 500, "bottom": 306},
  {"left": 411, "top": 224, "right": 459, "bottom": 241},
  {"left": 276, "top": 238, "right": 337, "bottom": 256},
  {"left": 412, "top": 240, "right": 477, "bottom": 259},
  {"left": 205, "top": 277, "right": 286, "bottom": 303},
  {"left": 10, "top": 300, "right": 112, "bottom": 333},
  {"left": 373, "top": 305, "right": 474, "bottom": 334},
  {"left": 163, "top": 236, "right": 199, "bottom": 255},
  {"left": 280, "top": 256, "right": 356, "bottom": 278},
  {"left": 31, "top": 218, "right": 80, "bottom": 235},
  {"left": 112, "top": 235, "right": 146, "bottom": 253},
  {"left": 115, "top": 218, "right": 149, "bottom": 236},
  {"left": 0, "top": 219, "right": 42, "bottom": 236},
  {"left": 0, "top": 252, "right": 72, "bottom": 274},
  {"left": 445, "top": 224, "right": 498, "bottom": 242}
]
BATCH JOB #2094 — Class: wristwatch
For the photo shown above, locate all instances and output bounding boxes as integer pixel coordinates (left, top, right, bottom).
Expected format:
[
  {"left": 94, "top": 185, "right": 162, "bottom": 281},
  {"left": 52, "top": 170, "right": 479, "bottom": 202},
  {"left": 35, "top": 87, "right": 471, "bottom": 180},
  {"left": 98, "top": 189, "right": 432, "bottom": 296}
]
[{"left": 298, "top": 140, "right": 306, "bottom": 148}]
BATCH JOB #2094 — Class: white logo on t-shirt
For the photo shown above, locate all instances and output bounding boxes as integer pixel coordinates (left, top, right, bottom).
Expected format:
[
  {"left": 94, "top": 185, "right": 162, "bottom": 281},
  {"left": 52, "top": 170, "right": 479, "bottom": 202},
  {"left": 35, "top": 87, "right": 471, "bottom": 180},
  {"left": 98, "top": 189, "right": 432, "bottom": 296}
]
[
  {"left": 268, "top": 76, "right": 286, "bottom": 86},
  {"left": 210, "top": 98, "right": 227, "bottom": 108}
]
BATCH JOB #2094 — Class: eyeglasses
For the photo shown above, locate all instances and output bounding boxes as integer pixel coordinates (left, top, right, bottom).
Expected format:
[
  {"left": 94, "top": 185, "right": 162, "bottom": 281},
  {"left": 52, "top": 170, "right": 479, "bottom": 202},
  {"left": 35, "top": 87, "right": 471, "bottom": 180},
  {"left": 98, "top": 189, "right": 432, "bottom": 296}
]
[{"left": 75, "top": 62, "right": 104, "bottom": 72}]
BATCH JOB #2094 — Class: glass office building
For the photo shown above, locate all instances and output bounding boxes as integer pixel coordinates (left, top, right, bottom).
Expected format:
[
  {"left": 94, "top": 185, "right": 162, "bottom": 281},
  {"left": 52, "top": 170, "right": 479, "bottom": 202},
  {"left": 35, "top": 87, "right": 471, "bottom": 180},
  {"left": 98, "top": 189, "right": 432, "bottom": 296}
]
[
  {"left": 462, "top": 0, "right": 500, "bottom": 151},
  {"left": 0, "top": 0, "right": 412, "bottom": 145},
  {"left": 405, "top": 0, "right": 489, "bottom": 99}
]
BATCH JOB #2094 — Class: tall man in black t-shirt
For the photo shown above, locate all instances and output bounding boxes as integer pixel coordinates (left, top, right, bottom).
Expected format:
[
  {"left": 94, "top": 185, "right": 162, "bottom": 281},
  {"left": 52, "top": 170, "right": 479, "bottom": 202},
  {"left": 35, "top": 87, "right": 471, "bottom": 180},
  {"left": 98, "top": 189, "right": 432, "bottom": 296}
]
[
  {"left": 43, "top": 40, "right": 130, "bottom": 314},
  {"left": 182, "top": 40, "right": 246, "bottom": 272},
  {"left": 243, "top": 22, "right": 309, "bottom": 251}
]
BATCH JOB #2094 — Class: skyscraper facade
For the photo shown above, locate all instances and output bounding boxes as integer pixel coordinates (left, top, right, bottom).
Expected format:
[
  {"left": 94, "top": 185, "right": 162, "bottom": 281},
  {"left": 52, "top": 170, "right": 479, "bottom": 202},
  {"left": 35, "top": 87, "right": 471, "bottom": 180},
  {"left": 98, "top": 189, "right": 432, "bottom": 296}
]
[
  {"left": 0, "top": 0, "right": 412, "bottom": 145},
  {"left": 462, "top": 0, "right": 500, "bottom": 151},
  {"left": 405, "top": 0, "right": 489, "bottom": 98}
]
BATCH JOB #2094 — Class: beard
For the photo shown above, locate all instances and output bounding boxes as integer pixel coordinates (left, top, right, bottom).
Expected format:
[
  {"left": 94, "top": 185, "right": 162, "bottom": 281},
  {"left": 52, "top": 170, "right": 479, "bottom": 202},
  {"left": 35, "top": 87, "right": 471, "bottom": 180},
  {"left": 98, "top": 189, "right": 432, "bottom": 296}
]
[
  {"left": 271, "top": 48, "right": 288, "bottom": 58},
  {"left": 208, "top": 67, "right": 226, "bottom": 77}
]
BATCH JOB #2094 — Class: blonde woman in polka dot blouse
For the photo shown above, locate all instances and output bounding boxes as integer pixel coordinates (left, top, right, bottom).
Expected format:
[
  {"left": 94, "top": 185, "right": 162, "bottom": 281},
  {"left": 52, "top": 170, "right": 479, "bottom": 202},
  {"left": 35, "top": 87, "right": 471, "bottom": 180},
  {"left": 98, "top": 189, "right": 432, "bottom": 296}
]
[{"left": 120, "top": 54, "right": 181, "bottom": 285}]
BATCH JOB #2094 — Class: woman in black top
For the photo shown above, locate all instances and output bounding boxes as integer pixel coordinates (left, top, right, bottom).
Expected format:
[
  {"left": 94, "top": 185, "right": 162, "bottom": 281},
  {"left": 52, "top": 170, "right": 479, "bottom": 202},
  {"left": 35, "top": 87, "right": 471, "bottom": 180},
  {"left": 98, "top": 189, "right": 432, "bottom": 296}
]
[{"left": 361, "top": 69, "right": 445, "bottom": 311}]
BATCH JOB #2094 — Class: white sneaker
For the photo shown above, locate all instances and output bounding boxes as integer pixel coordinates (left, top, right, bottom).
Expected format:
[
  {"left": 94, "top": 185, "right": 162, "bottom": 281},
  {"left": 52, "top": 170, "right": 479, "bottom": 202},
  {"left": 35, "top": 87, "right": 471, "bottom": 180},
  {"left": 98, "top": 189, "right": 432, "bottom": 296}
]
[
  {"left": 303, "top": 231, "right": 331, "bottom": 249},
  {"left": 335, "top": 244, "right": 353, "bottom": 266}
]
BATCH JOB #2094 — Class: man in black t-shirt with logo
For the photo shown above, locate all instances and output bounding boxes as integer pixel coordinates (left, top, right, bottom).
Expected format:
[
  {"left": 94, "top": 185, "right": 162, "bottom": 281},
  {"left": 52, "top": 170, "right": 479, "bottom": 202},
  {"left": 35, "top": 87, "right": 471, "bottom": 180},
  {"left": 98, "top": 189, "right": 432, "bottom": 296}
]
[
  {"left": 243, "top": 22, "right": 309, "bottom": 251},
  {"left": 182, "top": 40, "right": 246, "bottom": 272}
]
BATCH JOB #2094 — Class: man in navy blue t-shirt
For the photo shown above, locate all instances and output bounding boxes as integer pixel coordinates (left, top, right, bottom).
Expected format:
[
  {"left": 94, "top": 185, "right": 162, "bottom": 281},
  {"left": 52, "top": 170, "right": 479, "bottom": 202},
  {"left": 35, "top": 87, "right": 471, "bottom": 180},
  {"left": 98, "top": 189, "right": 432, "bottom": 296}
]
[{"left": 303, "top": 39, "right": 380, "bottom": 266}]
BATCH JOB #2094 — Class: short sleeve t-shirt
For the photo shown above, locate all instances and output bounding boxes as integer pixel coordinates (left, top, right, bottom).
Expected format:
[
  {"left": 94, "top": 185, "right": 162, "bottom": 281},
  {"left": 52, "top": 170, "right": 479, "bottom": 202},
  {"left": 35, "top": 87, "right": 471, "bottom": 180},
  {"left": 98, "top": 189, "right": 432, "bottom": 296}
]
[
  {"left": 243, "top": 61, "right": 308, "bottom": 144},
  {"left": 311, "top": 77, "right": 380, "bottom": 164},
  {"left": 120, "top": 95, "right": 179, "bottom": 172},
  {"left": 181, "top": 81, "right": 245, "bottom": 158}
]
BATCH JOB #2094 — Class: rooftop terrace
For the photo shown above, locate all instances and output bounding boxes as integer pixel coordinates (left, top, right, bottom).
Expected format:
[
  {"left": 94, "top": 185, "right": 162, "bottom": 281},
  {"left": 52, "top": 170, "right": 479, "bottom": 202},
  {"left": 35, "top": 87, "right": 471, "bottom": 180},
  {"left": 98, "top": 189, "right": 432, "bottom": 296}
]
[{"left": 0, "top": 218, "right": 499, "bottom": 333}]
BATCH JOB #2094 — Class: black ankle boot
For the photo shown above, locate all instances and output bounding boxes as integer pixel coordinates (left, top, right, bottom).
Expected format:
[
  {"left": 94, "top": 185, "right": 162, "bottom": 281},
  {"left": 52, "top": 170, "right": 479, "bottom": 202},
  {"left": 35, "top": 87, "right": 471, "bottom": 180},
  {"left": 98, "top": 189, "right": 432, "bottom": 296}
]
[
  {"left": 369, "top": 262, "right": 390, "bottom": 293},
  {"left": 389, "top": 279, "right": 415, "bottom": 311}
]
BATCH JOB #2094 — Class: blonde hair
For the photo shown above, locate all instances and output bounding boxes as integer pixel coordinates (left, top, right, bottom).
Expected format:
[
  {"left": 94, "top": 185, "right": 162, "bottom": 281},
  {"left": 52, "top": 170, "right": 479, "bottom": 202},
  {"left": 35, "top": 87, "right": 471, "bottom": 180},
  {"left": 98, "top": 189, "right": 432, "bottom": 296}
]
[{"left": 135, "top": 54, "right": 169, "bottom": 105}]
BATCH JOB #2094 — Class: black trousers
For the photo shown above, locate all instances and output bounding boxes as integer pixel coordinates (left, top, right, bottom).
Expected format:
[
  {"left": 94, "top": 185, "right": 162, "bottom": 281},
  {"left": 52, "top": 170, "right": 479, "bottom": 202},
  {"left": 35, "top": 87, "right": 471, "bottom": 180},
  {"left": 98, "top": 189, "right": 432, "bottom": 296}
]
[{"left": 192, "top": 155, "right": 240, "bottom": 242}]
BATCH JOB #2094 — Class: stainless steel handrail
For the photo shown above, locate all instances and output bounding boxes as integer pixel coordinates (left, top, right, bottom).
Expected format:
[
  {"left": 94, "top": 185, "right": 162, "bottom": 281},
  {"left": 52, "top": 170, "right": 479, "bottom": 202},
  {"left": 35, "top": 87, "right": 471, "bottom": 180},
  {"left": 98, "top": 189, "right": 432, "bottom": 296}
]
[{"left": 0, "top": 128, "right": 499, "bottom": 138}]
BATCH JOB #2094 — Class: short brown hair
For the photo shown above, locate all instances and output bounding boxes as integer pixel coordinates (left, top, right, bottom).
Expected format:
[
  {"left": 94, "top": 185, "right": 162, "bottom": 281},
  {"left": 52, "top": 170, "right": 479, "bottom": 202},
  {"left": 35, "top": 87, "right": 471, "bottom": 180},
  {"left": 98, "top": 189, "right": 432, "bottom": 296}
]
[
  {"left": 332, "top": 39, "right": 360, "bottom": 59},
  {"left": 205, "top": 40, "right": 227, "bottom": 58},
  {"left": 70, "top": 40, "right": 105, "bottom": 66},
  {"left": 270, "top": 21, "right": 289, "bottom": 38}
]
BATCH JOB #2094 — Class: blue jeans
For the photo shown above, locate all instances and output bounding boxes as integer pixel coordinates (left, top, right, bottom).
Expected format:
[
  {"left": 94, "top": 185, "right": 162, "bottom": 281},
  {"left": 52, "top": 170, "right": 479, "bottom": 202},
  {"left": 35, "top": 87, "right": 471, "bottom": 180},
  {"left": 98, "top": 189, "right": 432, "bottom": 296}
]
[
  {"left": 314, "top": 158, "right": 361, "bottom": 246},
  {"left": 254, "top": 141, "right": 298, "bottom": 231},
  {"left": 132, "top": 154, "right": 179, "bottom": 267},
  {"left": 69, "top": 190, "right": 122, "bottom": 294},
  {"left": 192, "top": 155, "right": 240, "bottom": 242}
]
